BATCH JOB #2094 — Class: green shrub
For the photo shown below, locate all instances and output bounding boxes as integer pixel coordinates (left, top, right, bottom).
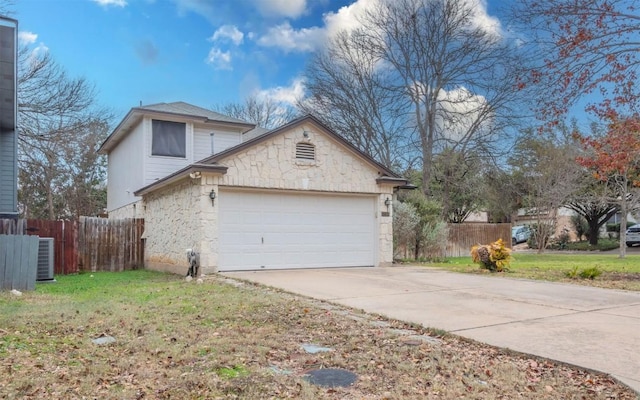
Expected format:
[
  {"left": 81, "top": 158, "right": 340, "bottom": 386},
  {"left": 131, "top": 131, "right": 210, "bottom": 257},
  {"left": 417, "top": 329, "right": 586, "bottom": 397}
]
[
  {"left": 420, "top": 220, "right": 449, "bottom": 261},
  {"left": 570, "top": 215, "right": 589, "bottom": 241},
  {"left": 565, "top": 266, "right": 579, "bottom": 279},
  {"left": 393, "top": 201, "right": 420, "bottom": 259},
  {"left": 606, "top": 223, "right": 621, "bottom": 233},
  {"left": 579, "top": 266, "right": 602, "bottom": 280},
  {"left": 563, "top": 239, "right": 619, "bottom": 251},
  {"left": 565, "top": 266, "right": 603, "bottom": 280}
]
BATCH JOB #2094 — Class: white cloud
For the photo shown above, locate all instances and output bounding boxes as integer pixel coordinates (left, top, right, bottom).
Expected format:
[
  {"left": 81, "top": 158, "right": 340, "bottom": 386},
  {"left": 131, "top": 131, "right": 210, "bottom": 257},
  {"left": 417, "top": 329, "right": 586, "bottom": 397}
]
[
  {"left": 18, "top": 31, "right": 38, "bottom": 45},
  {"left": 92, "top": 0, "right": 127, "bottom": 7},
  {"left": 436, "top": 86, "right": 491, "bottom": 141},
  {"left": 257, "top": 0, "right": 503, "bottom": 53},
  {"left": 205, "top": 48, "right": 232, "bottom": 70},
  {"left": 210, "top": 25, "right": 244, "bottom": 45},
  {"left": 254, "top": 77, "right": 306, "bottom": 107},
  {"left": 252, "top": 0, "right": 307, "bottom": 19},
  {"left": 172, "top": 0, "right": 217, "bottom": 22},
  {"left": 257, "top": 22, "right": 325, "bottom": 53},
  {"left": 322, "top": 0, "right": 379, "bottom": 38},
  {"left": 464, "top": 0, "right": 502, "bottom": 38},
  {"left": 33, "top": 43, "right": 49, "bottom": 57},
  {"left": 23, "top": 42, "right": 50, "bottom": 65},
  {"left": 256, "top": 0, "right": 376, "bottom": 53}
]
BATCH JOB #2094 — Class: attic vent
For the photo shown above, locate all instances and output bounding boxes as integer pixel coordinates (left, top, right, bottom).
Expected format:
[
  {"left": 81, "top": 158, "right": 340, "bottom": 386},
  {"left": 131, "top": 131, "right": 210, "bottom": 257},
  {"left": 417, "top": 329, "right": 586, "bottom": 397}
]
[{"left": 296, "top": 142, "right": 315, "bottom": 160}]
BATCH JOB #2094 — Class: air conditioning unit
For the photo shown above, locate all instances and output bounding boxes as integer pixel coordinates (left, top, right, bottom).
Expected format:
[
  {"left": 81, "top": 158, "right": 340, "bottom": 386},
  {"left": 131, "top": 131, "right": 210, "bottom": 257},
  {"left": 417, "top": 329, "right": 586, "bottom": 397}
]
[{"left": 37, "top": 238, "right": 55, "bottom": 282}]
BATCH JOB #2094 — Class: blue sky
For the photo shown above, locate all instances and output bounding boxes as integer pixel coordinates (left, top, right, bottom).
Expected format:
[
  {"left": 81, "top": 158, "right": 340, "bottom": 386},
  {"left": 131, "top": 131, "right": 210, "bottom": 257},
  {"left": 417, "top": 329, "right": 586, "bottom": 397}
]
[{"left": 13, "top": 0, "right": 509, "bottom": 121}]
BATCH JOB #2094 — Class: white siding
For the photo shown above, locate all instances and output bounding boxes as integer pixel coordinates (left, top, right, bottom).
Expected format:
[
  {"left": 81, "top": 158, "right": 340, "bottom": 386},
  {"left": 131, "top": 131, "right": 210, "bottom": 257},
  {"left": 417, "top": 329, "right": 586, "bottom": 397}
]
[
  {"left": 213, "top": 130, "right": 241, "bottom": 154},
  {"left": 193, "top": 126, "right": 213, "bottom": 162},
  {"left": 144, "top": 117, "right": 193, "bottom": 186},
  {"left": 107, "top": 122, "right": 145, "bottom": 212},
  {"left": 193, "top": 125, "right": 241, "bottom": 161}
]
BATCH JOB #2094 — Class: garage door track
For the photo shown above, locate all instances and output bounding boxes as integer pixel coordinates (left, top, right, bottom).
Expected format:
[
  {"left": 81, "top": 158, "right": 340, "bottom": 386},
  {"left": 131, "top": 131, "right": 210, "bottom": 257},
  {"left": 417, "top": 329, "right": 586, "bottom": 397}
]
[{"left": 224, "top": 266, "right": 640, "bottom": 394}]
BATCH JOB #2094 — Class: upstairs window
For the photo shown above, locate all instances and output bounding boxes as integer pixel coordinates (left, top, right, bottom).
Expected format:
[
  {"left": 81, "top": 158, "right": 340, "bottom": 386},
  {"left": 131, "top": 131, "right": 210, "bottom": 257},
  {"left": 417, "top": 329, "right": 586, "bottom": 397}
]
[
  {"left": 295, "top": 142, "right": 315, "bottom": 160},
  {"left": 152, "top": 120, "right": 186, "bottom": 157}
]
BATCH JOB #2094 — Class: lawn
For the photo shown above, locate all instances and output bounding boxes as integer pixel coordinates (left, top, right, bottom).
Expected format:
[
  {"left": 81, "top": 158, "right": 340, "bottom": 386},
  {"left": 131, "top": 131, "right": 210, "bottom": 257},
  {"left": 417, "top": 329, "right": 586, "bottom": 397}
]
[
  {"left": 427, "top": 253, "right": 640, "bottom": 291},
  {"left": 0, "top": 270, "right": 635, "bottom": 399}
]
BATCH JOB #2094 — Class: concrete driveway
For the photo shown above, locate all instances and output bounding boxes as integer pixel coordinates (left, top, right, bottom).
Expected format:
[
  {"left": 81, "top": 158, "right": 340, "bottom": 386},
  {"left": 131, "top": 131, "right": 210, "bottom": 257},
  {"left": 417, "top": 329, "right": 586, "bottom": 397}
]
[{"left": 224, "top": 266, "right": 640, "bottom": 394}]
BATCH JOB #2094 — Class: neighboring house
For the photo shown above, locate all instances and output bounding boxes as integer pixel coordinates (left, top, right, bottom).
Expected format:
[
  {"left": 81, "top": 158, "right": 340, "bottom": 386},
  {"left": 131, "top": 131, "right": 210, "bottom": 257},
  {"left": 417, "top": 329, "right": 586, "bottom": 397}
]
[
  {"left": 100, "top": 102, "right": 407, "bottom": 274},
  {"left": 513, "top": 207, "right": 579, "bottom": 241},
  {"left": 0, "top": 17, "right": 18, "bottom": 219}
]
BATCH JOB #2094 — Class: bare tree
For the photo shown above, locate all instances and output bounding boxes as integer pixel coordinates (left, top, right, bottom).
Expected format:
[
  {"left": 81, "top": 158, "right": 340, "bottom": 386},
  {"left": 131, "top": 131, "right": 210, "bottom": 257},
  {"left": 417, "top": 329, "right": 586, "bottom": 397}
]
[
  {"left": 308, "top": 0, "right": 529, "bottom": 193},
  {"left": 215, "top": 96, "right": 298, "bottom": 130},
  {"left": 508, "top": 128, "right": 583, "bottom": 252},
  {"left": 302, "top": 31, "right": 412, "bottom": 170},
  {"left": 17, "top": 45, "right": 110, "bottom": 219}
]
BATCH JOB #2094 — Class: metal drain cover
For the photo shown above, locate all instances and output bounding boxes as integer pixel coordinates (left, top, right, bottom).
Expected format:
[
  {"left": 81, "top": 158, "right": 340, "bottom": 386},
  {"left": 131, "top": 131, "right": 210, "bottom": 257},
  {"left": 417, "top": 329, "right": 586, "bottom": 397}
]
[{"left": 304, "top": 368, "right": 357, "bottom": 388}]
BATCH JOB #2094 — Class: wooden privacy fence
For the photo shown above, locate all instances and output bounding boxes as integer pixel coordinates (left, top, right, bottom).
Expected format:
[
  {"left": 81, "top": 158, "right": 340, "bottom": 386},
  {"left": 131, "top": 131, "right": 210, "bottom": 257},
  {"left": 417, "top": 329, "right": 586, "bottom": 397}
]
[
  {"left": 78, "top": 217, "right": 144, "bottom": 272},
  {"left": 1, "top": 217, "right": 145, "bottom": 276},
  {"left": 445, "top": 223, "right": 512, "bottom": 257},
  {"left": 0, "top": 219, "right": 78, "bottom": 275},
  {"left": 0, "top": 234, "right": 39, "bottom": 291},
  {"left": 26, "top": 219, "right": 78, "bottom": 275},
  {"left": 0, "top": 218, "right": 26, "bottom": 234}
]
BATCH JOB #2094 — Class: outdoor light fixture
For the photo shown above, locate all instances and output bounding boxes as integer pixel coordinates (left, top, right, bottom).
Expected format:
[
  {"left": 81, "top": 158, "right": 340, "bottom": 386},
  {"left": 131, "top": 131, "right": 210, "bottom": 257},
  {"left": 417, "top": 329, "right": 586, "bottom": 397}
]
[
  {"left": 303, "top": 130, "right": 309, "bottom": 138},
  {"left": 384, "top": 197, "right": 391, "bottom": 211},
  {"left": 209, "top": 189, "right": 216, "bottom": 206}
]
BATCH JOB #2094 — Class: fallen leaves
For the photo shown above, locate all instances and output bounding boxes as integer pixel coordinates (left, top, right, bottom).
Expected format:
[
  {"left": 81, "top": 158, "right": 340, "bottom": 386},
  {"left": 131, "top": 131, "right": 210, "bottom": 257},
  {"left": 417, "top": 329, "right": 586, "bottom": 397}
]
[{"left": 0, "top": 274, "right": 636, "bottom": 399}]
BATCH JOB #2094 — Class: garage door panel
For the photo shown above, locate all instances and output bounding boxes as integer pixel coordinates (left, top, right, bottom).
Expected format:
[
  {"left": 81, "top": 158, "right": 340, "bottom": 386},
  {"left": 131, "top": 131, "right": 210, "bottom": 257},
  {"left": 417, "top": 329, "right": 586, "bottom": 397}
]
[{"left": 218, "top": 191, "right": 376, "bottom": 271}]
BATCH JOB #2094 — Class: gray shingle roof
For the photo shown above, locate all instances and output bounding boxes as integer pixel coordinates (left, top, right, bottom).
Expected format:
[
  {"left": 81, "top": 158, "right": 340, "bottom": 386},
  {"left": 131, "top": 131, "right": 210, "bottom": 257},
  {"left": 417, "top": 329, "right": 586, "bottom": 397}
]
[{"left": 139, "top": 102, "right": 252, "bottom": 125}]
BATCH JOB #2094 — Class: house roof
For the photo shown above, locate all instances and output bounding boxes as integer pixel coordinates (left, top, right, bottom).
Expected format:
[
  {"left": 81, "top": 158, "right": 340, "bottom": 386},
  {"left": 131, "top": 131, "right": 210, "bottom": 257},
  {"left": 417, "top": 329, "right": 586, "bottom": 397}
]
[
  {"left": 98, "top": 101, "right": 256, "bottom": 154},
  {"left": 134, "top": 114, "right": 406, "bottom": 197},
  {"left": 134, "top": 164, "right": 228, "bottom": 197}
]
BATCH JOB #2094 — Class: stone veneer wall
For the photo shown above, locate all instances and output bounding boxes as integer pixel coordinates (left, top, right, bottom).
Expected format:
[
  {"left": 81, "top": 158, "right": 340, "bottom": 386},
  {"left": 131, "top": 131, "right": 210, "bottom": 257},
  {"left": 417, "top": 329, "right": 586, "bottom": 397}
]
[
  {"left": 218, "top": 125, "right": 381, "bottom": 193},
  {"left": 143, "top": 180, "right": 203, "bottom": 275},
  {"left": 377, "top": 193, "right": 394, "bottom": 266}
]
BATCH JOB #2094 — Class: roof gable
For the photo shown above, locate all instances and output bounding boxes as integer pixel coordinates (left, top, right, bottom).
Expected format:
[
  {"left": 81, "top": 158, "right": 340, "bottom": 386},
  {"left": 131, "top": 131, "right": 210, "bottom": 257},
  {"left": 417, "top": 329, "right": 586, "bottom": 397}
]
[
  {"left": 98, "top": 101, "right": 256, "bottom": 154},
  {"left": 138, "top": 102, "right": 251, "bottom": 125},
  {"left": 201, "top": 114, "right": 401, "bottom": 179}
]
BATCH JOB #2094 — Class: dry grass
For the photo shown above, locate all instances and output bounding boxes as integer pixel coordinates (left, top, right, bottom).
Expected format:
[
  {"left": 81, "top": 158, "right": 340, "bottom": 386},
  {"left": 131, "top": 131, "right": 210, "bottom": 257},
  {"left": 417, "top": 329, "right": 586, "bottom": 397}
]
[
  {"left": 0, "top": 270, "right": 635, "bottom": 399},
  {"left": 427, "top": 253, "right": 640, "bottom": 291}
]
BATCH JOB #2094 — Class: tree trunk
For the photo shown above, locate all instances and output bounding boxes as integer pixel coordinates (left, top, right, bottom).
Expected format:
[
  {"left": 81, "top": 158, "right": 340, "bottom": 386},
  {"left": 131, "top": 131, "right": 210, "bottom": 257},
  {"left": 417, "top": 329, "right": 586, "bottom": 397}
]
[
  {"left": 588, "top": 218, "right": 600, "bottom": 245},
  {"left": 47, "top": 186, "right": 55, "bottom": 220},
  {"left": 619, "top": 192, "right": 628, "bottom": 259}
]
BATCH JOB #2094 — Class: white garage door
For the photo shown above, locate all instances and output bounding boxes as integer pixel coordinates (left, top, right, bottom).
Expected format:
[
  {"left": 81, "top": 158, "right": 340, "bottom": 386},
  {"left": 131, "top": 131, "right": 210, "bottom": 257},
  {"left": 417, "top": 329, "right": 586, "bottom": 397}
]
[{"left": 218, "top": 190, "right": 376, "bottom": 271}]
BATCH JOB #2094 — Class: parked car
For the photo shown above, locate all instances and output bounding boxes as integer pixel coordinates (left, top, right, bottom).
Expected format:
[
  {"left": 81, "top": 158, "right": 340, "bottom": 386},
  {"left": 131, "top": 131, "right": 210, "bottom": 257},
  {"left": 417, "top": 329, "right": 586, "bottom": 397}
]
[
  {"left": 625, "top": 225, "right": 640, "bottom": 247},
  {"left": 512, "top": 225, "right": 531, "bottom": 246}
]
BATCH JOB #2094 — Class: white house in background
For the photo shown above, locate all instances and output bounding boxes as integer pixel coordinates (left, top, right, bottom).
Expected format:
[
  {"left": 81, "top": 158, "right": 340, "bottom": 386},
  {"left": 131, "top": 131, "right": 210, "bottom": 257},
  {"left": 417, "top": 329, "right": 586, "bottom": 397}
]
[
  {"left": 99, "top": 102, "right": 407, "bottom": 274},
  {"left": 98, "top": 102, "right": 266, "bottom": 218}
]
